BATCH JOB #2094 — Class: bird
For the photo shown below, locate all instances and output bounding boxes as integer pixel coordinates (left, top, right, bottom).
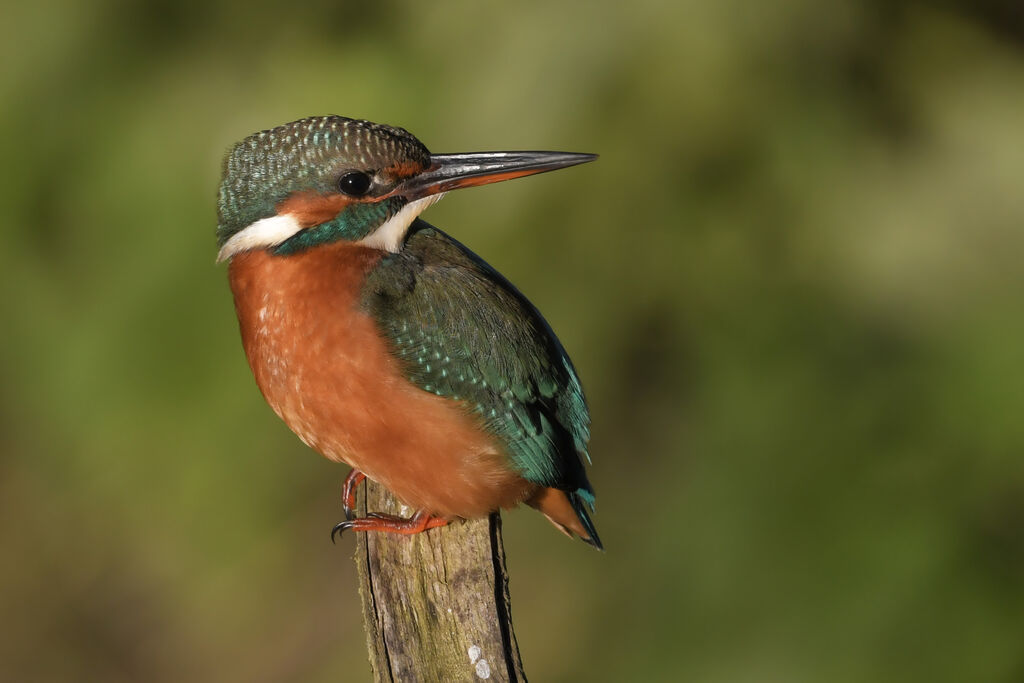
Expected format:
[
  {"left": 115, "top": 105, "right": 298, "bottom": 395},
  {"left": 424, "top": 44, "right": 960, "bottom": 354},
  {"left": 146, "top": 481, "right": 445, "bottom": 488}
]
[{"left": 216, "top": 115, "right": 601, "bottom": 549}]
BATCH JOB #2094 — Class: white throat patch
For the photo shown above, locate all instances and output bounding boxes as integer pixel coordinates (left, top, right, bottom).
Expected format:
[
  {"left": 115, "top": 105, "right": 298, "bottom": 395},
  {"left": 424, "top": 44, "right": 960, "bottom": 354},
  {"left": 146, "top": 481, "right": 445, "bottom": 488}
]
[
  {"left": 216, "top": 213, "right": 303, "bottom": 263},
  {"left": 358, "top": 194, "right": 445, "bottom": 253}
]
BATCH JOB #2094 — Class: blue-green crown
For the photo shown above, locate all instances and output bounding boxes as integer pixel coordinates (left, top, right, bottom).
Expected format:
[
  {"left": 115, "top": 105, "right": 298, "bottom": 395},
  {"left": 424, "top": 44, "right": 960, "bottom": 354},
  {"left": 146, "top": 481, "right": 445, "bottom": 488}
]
[{"left": 216, "top": 116, "right": 430, "bottom": 246}]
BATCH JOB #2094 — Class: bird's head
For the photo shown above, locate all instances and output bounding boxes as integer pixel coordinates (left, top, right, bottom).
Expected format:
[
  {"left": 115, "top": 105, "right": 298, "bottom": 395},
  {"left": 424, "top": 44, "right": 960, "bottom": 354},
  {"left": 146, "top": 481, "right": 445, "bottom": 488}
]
[{"left": 216, "top": 115, "right": 595, "bottom": 262}]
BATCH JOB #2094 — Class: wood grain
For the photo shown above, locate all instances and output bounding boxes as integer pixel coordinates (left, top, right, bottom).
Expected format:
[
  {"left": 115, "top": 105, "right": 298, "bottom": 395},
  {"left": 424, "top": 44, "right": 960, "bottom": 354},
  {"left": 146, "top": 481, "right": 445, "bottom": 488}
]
[{"left": 354, "top": 479, "right": 527, "bottom": 683}]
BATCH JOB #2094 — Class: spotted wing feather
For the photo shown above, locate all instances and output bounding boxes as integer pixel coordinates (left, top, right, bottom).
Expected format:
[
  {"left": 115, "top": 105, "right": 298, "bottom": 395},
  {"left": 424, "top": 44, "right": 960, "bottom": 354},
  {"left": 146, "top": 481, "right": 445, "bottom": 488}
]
[{"left": 360, "top": 220, "right": 594, "bottom": 502}]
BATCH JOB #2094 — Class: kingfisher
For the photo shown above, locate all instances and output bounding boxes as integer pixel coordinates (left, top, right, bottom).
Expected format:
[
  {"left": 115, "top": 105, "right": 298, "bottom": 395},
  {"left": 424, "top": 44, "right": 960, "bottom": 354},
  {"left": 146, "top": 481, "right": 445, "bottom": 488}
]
[{"left": 216, "top": 115, "right": 601, "bottom": 549}]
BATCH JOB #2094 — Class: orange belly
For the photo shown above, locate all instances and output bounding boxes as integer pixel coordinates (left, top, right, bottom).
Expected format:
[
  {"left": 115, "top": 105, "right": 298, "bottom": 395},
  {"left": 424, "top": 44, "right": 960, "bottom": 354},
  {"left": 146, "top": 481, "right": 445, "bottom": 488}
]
[{"left": 228, "top": 243, "right": 535, "bottom": 518}]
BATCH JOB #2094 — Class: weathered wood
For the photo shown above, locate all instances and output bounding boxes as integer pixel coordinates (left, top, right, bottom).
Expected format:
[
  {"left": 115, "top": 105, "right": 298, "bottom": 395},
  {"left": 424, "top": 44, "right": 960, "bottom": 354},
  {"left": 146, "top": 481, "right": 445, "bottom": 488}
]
[{"left": 354, "top": 479, "right": 527, "bottom": 683}]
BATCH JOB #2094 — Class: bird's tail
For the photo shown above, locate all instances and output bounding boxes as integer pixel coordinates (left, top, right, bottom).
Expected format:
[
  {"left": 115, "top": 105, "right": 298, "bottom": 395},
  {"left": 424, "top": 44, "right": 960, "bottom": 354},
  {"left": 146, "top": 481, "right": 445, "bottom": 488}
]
[
  {"left": 528, "top": 486, "right": 604, "bottom": 551},
  {"left": 568, "top": 488, "right": 603, "bottom": 551}
]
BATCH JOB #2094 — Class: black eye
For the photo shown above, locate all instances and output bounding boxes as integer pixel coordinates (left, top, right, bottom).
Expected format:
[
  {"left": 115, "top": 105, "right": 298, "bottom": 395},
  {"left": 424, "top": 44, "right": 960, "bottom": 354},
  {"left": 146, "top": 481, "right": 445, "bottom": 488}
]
[{"left": 338, "top": 171, "right": 372, "bottom": 197}]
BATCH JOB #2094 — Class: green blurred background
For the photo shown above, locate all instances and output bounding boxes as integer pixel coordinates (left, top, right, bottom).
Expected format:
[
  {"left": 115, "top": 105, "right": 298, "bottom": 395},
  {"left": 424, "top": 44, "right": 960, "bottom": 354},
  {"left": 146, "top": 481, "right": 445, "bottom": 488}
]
[{"left": 4, "top": 1, "right": 1024, "bottom": 681}]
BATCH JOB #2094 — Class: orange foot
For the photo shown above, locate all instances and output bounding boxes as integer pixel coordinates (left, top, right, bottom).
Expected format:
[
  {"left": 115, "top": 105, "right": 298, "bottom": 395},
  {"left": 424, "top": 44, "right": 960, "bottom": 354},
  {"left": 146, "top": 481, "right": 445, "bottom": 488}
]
[
  {"left": 331, "top": 509, "right": 449, "bottom": 543},
  {"left": 342, "top": 469, "right": 366, "bottom": 520}
]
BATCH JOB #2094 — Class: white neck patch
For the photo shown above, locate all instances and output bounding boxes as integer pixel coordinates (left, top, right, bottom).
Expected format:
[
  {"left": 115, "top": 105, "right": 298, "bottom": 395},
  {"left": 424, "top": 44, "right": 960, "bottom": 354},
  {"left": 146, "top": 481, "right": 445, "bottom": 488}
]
[
  {"left": 216, "top": 194, "right": 443, "bottom": 262},
  {"left": 216, "top": 213, "right": 303, "bottom": 263},
  {"left": 358, "top": 194, "right": 445, "bottom": 253}
]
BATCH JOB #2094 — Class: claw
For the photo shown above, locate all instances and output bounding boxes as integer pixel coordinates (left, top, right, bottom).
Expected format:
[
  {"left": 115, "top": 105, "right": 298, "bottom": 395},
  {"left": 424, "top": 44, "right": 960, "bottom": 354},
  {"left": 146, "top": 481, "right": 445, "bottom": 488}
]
[{"left": 331, "top": 520, "right": 353, "bottom": 544}]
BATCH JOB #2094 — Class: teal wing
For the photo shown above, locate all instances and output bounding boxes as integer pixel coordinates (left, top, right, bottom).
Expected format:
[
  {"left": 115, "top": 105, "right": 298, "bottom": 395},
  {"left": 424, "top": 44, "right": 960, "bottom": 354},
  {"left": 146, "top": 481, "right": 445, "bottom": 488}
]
[{"left": 360, "top": 220, "right": 596, "bottom": 511}]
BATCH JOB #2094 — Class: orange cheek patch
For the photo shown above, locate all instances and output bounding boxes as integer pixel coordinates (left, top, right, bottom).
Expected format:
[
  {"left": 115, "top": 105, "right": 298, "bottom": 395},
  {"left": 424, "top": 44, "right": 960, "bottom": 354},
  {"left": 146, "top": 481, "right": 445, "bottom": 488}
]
[{"left": 276, "top": 191, "right": 353, "bottom": 228}]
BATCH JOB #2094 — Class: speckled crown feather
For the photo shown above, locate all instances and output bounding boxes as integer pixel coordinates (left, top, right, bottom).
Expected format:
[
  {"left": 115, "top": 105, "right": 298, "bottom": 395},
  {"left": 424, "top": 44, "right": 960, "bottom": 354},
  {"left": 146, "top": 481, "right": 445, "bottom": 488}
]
[{"left": 216, "top": 116, "right": 431, "bottom": 245}]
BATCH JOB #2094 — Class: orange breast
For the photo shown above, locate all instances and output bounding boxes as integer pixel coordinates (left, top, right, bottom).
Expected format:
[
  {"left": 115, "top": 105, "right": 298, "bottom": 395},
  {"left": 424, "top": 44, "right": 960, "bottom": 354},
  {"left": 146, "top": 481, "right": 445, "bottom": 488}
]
[{"left": 228, "top": 243, "right": 535, "bottom": 518}]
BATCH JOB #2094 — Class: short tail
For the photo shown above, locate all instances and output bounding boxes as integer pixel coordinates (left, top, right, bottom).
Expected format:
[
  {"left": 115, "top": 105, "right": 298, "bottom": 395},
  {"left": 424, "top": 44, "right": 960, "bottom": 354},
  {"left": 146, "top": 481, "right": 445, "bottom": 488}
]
[
  {"left": 528, "top": 486, "right": 604, "bottom": 551},
  {"left": 568, "top": 489, "right": 603, "bottom": 551}
]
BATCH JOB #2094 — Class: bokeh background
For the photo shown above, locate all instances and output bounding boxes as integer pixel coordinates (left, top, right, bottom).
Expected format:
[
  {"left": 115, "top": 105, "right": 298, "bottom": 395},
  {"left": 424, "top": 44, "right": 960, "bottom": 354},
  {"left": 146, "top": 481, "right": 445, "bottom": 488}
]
[{"left": 4, "top": 1, "right": 1024, "bottom": 681}]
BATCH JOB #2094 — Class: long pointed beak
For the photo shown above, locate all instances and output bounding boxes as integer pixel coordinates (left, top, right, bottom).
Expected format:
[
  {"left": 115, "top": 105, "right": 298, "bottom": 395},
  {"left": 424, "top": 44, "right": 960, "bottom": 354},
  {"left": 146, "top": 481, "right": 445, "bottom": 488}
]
[{"left": 399, "top": 151, "right": 597, "bottom": 199}]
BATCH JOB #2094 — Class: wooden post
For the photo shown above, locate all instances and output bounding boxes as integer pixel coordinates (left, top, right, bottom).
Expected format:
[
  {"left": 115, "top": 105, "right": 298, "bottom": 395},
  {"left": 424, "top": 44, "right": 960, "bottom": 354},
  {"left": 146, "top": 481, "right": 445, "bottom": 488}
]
[{"left": 353, "top": 479, "right": 528, "bottom": 683}]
